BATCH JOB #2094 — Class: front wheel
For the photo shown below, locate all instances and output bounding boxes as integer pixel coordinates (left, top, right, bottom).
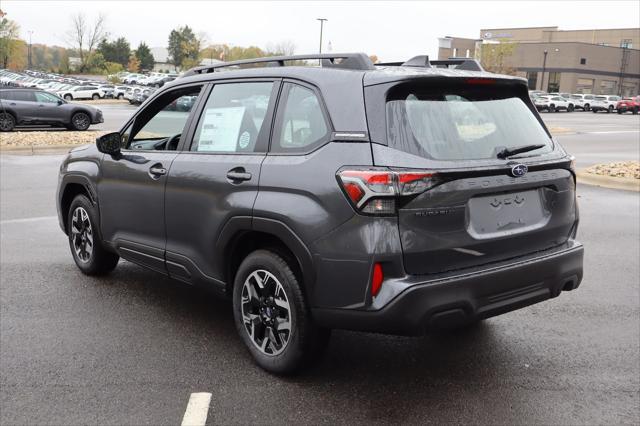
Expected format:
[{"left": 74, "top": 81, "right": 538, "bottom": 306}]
[
  {"left": 549, "top": 104, "right": 556, "bottom": 112},
  {"left": 70, "top": 112, "right": 91, "bottom": 130},
  {"left": 92, "top": 93, "right": 100, "bottom": 100},
  {"left": 584, "top": 104, "right": 590, "bottom": 111},
  {"left": 233, "top": 249, "right": 330, "bottom": 374},
  {"left": 568, "top": 104, "right": 575, "bottom": 112},
  {"left": 607, "top": 105, "right": 614, "bottom": 113},
  {"left": 64, "top": 94, "right": 73, "bottom": 101},
  {"left": 117, "top": 94, "right": 124, "bottom": 100},
  {"left": 633, "top": 107, "right": 639, "bottom": 115},
  {"left": 67, "top": 195, "right": 119, "bottom": 275}
]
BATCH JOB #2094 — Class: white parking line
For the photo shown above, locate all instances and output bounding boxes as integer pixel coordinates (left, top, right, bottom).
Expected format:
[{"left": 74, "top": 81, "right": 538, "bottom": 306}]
[
  {"left": 0, "top": 215, "right": 57, "bottom": 225},
  {"left": 181, "top": 392, "right": 212, "bottom": 426},
  {"left": 583, "top": 130, "right": 640, "bottom": 134}
]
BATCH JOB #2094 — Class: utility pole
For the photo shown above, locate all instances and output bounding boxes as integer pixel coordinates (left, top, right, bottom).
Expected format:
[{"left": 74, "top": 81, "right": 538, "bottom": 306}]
[
  {"left": 27, "top": 30, "right": 34, "bottom": 69},
  {"left": 541, "top": 49, "right": 548, "bottom": 92},
  {"left": 317, "top": 18, "right": 327, "bottom": 54}
]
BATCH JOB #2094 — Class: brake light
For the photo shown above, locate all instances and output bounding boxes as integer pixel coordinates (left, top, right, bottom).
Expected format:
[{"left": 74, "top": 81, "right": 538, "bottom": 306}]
[
  {"left": 371, "top": 263, "right": 384, "bottom": 297},
  {"left": 337, "top": 169, "right": 440, "bottom": 215},
  {"left": 465, "top": 78, "right": 496, "bottom": 85}
]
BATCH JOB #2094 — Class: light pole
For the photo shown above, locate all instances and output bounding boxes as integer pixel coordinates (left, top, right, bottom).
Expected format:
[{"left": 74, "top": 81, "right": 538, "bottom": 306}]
[
  {"left": 317, "top": 18, "right": 327, "bottom": 54},
  {"left": 541, "top": 49, "right": 548, "bottom": 92},
  {"left": 27, "top": 30, "right": 33, "bottom": 69}
]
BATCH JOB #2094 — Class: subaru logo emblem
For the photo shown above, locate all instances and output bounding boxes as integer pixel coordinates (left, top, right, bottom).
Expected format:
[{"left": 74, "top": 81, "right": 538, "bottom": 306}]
[{"left": 510, "top": 164, "right": 528, "bottom": 177}]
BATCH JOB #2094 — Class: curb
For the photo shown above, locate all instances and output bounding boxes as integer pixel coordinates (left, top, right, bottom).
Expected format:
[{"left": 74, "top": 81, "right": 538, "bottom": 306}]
[
  {"left": 0, "top": 144, "right": 82, "bottom": 155},
  {"left": 576, "top": 171, "right": 640, "bottom": 192}
]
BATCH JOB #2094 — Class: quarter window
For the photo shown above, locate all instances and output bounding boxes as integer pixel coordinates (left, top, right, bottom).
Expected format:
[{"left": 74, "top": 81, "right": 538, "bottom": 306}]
[
  {"left": 272, "top": 83, "right": 329, "bottom": 153},
  {"left": 191, "top": 82, "right": 274, "bottom": 153}
]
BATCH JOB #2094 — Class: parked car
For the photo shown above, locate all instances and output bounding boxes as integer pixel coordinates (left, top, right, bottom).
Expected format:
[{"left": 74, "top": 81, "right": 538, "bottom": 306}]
[
  {"left": 123, "top": 73, "right": 145, "bottom": 84},
  {"left": 534, "top": 95, "right": 574, "bottom": 112},
  {"left": 56, "top": 53, "right": 583, "bottom": 374},
  {"left": 569, "top": 94, "right": 595, "bottom": 111},
  {"left": 57, "top": 85, "right": 105, "bottom": 101},
  {"left": 0, "top": 88, "right": 103, "bottom": 131},
  {"left": 591, "top": 95, "right": 621, "bottom": 113},
  {"left": 616, "top": 96, "right": 640, "bottom": 114}
]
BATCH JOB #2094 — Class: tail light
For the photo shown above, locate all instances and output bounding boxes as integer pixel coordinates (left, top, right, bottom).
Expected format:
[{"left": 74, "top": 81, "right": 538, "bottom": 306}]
[{"left": 337, "top": 169, "right": 440, "bottom": 215}]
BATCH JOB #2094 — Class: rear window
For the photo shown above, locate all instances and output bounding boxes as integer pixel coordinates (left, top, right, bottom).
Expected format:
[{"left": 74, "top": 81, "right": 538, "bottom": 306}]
[{"left": 386, "top": 83, "right": 552, "bottom": 160}]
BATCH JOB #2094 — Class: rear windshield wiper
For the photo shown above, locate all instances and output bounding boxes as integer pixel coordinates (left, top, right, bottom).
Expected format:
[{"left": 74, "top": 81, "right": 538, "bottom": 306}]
[{"left": 497, "top": 144, "right": 546, "bottom": 159}]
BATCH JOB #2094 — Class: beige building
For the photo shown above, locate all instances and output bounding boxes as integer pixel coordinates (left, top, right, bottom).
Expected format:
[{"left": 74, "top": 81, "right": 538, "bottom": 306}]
[{"left": 439, "top": 27, "right": 640, "bottom": 96}]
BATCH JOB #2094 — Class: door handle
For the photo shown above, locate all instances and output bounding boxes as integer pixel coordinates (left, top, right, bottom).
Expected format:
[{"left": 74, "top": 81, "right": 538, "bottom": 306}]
[
  {"left": 226, "top": 168, "right": 252, "bottom": 182},
  {"left": 148, "top": 163, "right": 167, "bottom": 178}
]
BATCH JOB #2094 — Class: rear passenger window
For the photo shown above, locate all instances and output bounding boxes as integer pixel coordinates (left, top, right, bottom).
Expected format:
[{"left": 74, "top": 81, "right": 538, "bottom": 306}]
[
  {"left": 191, "top": 82, "right": 274, "bottom": 153},
  {"left": 4, "top": 91, "right": 35, "bottom": 102},
  {"left": 272, "top": 83, "right": 329, "bottom": 153}
]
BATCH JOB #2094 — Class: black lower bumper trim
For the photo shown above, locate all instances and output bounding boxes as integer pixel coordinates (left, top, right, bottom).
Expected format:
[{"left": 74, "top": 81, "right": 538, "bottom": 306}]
[{"left": 312, "top": 242, "right": 584, "bottom": 335}]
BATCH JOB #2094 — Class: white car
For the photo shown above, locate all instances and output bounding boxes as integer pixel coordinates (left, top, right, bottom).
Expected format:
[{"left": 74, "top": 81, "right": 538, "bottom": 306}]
[
  {"left": 569, "top": 94, "right": 596, "bottom": 111},
  {"left": 534, "top": 95, "right": 574, "bottom": 112},
  {"left": 591, "top": 95, "right": 621, "bottom": 113},
  {"left": 113, "top": 86, "right": 130, "bottom": 100},
  {"left": 57, "top": 85, "right": 106, "bottom": 101},
  {"left": 123, "top": 73, "right": 145, "bottom": 84}
]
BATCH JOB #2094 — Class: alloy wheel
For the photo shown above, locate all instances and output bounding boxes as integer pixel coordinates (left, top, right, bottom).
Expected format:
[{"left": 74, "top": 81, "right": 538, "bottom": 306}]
[
  {"left": 241, "top": 270, "right": 292, "bottom": 356},
  {"left": 72, "top": 113, "right": 89, "bottom": 130},
  {"left": 71, "top": 207, "right": 93, "bottom": 263},
  {"left": 0, "top": 113, "right": 14, "bottom": 131}
]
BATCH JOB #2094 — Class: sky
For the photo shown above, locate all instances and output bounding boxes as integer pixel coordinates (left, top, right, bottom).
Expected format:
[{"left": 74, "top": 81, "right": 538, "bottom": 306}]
[{"left": 3, "top": 0, "right": 640, "bottom": 62}]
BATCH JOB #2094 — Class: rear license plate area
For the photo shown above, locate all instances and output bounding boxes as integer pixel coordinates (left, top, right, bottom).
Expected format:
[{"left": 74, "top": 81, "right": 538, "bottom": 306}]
[{"left": 467, "top": 189, "right": 550, "bottom": 239}]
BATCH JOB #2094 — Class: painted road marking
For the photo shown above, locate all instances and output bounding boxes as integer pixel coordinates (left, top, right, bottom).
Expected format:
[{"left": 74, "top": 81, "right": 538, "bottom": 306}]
[
  {"left": 0, "top": 216, "right": 58, "bottom": 225},
  {"left": 583, "top": 130, "right": 640, "bottom": 134},
  {"left": 181, "top": 392, "right": 212, "bottom": 426}
]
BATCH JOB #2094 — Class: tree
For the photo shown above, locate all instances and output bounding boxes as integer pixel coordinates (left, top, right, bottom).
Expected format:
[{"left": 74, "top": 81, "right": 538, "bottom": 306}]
[
  {"left": 98, "top": 37, "right": 130, "bottom": 67},
  {"left": 0, "top": 16, "right": 22, "bottom": 69},
  {"left": 127, "top": 55, "right": 140, "bottom": 72},
  {"left": 135, "top": 42, "right": 154, "bottom": 71},
  {"left": 66, "top": 13, "right": 107, "bottom": 72},
  {"left": 480, "top": 40, "right": 518, "bottom": 75},
  {"left": 265, "top": 40, "right": 296, "bottom": 56},
  {"left": 369, "top": 55, "right": 379, "bottom": 64},
  {"left": 167, "top": 25, "right": 200, "bottom": 70}
]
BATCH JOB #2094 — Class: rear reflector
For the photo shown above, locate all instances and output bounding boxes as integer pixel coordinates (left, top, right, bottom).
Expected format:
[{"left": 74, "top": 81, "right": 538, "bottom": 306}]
[{"left": 371, "top": 263, "right": 384, "bottom": 297}]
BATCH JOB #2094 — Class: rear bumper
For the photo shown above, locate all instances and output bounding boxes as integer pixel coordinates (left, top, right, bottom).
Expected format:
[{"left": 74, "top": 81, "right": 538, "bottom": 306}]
[{"left": 312, "top": 241, "right": 584, "bottom": 335}]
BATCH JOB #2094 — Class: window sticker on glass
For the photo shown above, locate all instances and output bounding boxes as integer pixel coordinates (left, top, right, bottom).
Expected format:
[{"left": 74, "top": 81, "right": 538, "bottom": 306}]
[{"left": 197, "top": 106, "right": 246, "bottom": 152}]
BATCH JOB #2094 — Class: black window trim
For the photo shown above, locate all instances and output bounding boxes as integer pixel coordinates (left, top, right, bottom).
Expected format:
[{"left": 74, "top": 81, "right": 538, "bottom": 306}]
[
  {"left": 185, "top": 77, "right": 283, "bottom": 155},
  {"left": 268, "top": 78, "right": 334, "bottom": 156},
  {"left": 119, "top": 82, "right": 208, "bottom": 154}
]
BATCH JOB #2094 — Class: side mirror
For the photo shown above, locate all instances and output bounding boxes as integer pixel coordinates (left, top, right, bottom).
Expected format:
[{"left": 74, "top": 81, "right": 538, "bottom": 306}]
[
  {"left": 96, "top": 132, "right": 121, "bottom": 155},
  {"left": 57, "top": 100, "right": 64, "bottom": 105}
]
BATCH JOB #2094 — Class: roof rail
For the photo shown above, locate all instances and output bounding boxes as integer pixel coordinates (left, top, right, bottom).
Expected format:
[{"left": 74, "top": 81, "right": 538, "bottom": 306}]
[
  {"left": 375, "top": 55, "right": 484, "bottom": 72},
  {"left": 182, "top": 53, "right": 375, "bottom": 77}
]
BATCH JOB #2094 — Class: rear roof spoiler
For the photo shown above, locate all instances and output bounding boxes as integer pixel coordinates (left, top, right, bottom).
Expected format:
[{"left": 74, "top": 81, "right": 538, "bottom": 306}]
[{"left": 376, "top": 56, "right": 484, "bottom": 72}]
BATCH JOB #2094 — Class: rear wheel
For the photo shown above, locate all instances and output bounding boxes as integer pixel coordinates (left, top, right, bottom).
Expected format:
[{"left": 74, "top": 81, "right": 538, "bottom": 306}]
[
  {"left": 117, "top": 94, "right": 124, "bottom": 100},
  {"left": 633, "top": 107, "right": 639, "bottom": 115},
  {"left": 584, "top": 103, "right": 590, "bottom": 111},
  {"left": 70, "top": 112, "right": 91, "bottom": 130},
  {"left": 617, "top": 109, "right": 623, "bottom": 114},
  {"left": 67, "top": 195, "right": 119, "bottom": 275},
  {"left": 92, "top": 93, "right": 100, "bottom": 100},
  {"left": 64, "top": 94, "right": 72, "bottom": 101},
  {"left": 607, "top": 105, "right": 614, "bottom": 113},
  {"left": 568, "top": 104, "right": 574, "bottom": 112},
  {"left": 549, "top": 104, "right": 556, "bottom": 112},
  {"left": 0, "top": 112, "right": 15, "bottom": 131},
  {"left": 233, "top": 249, "right": 330, "bottom": 374}
]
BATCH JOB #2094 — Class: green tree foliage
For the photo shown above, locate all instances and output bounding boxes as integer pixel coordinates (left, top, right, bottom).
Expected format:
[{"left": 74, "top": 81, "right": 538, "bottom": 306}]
[
  {"left": 168, "top": 25, "right": 200, "bottom": 70},
  {"left": 0, "top": 16, "right": 22, "bottom": 69},
  {"left": 97, "top": 37, "right": 130, "bottom": 67},
  {"left": 480, "top": 40, "right": 518, "bottom": 75},
  {"left": 135, "top": 42, "right": 155, "bottom": 71},
  {"left": 30, "top": 44, "right": 71, "bottom": 71}
]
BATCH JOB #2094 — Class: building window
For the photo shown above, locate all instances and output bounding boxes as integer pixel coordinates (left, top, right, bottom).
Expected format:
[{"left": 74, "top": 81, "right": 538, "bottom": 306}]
[
  {"left": 600, "top": 80, "right": 616, "bottom": 95},
  {"left": 548, "top": 72, "right": 560, "bottom": 93},
  {"left": 576, "top": 78, "right": 594, "bottom": 94},
  {"left": 526, "top": 72, "right": 538, "bottom": 90},
  {"left": 580, "top": 58, "right": 586, "bottom": 65},
  {"left": 621, "top": 39, "right": 633, "bottom": 49}
]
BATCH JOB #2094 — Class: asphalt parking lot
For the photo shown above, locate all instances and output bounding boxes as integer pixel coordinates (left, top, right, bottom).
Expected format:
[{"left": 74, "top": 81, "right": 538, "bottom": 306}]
[{"left": 1, "top": 112, "right": 639, "bottom": 424}]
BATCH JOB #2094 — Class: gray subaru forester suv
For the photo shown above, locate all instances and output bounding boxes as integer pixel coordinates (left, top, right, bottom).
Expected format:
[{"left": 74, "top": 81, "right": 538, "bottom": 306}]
[{"left": 56, "top": 53, "right": 584, "bottom": 374}]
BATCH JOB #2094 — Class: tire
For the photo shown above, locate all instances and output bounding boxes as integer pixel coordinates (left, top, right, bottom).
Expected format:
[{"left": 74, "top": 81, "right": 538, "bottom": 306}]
[
  {"left": 617, "top": 109, "right": 623, "bottom": 114},
  {"left": 233, "top": 249, "right": 330, "bottom": 374},
  {"left": 592, "top": 109, "right": 598, "bottom": 113},
  {"left": 64, "top": 94, "right": 72, "bottom": 101},
  {"left": 67, "top": 195, "right": 119, "bottom": 276},
  {"left": 70, "top": 112, "right": 91, "bottom": 131},
  {"left": 92, "top": 93, "right": 100, "bottom": 100},
  {"left": 0, "top": 112, "right": 15, "bottom": 131},
  {"left": 117, "top": 94, "right": 124, "bottom": 100},
  {"left": 549, "top": 104, "right": 556, "bottom": 112},
  {"left": 633, "top": 107, "right": 639, "bottom": 115},
  {"left": 607, "top": 105, "right": 613, "bottom": 113},
  {"left": 568, "top": 104, "right": 574, "bottom": 112},
  {"left": 584, "top": 104, "right": 590, "bottom": 111}
]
